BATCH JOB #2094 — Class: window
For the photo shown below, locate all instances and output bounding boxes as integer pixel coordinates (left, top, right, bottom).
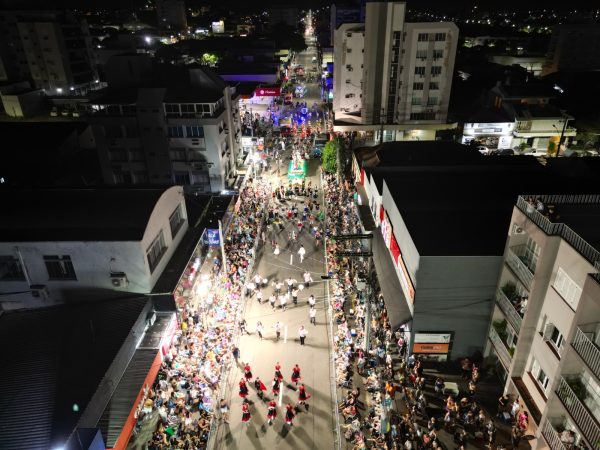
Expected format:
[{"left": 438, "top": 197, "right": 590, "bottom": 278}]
[
  {"left": 410, "top": 112, "right": 436, "bottom": 120},
  {"left": 129, "top": 149, "right": 144, "bottom": 161},
  {"left": 165, "top": 104, "right": 180, "bottom": 114},
  {"left": 169, "top": 204, "right": 185, "bottom": 238},
  {"left": 417, "top": 33, "right": 429, "bottom": 42},
  {"left": 411, "top": 97, "right": 422, "bottom": 106},
  {"left": 414, "top": 66, "right": 425, "bottom": 76},
  {"left": 429, "top": 82, "right": 440, "bottom": 90},
  {"left": 169, "top": 148, "right": 186, "bottom": 161},
  {"left": 434, "top": 32, "right": 446, "bottom": 41},
  {"left": 174, "top": 171, "right": 190, "bottom": 185},
  {"left": 531, "top": 359, "right": 550, "bottom": 392},
  {"left": 109, "top": 148, "right": 127, "bottom": 161},
  {"left": 0, "top": 255, "right": 25, "bottom": 281},
  {"left": 345, "top": 79, "right": 351, "bottom": 84},
  {"left": 181, "top": 104, "right": 195, "bottom": 114},
  {"left": 44, "top": 255, "right": 77, "bottom": 280},
  {"left": 431, "top": 66, "right": 442, "bottom": 76},
  {"left": 433, "top": 49, "right": 444, "bottom": 59},
  {"left": 167, "top": 126, "right": 184, "bottom": 138},
  {"left": 347, "top": 48, "right": 352, "bottom": 53},
  {"left": 413, "top": 82, "right": 424, "bottom": 90},
  {"left": 133, "top": 171, "right": 148, "bottom": 184},
  {"left": 345, "top": 93, "right": 355, "bottom": 98},
  {"left": 146, "top": 230, "right": 167, "bottom": 273},
  {"left": 427, "top": 96, "right": 438, "bottom": 106},
  {"left": 186, "top": 126, "right": 204, "bottom": 138},
  {"left": 553, "top": 267, "right": 582, "bottom": 310},
  {"left": 416, "top": 49, "right": 428, "bottom": 59}
]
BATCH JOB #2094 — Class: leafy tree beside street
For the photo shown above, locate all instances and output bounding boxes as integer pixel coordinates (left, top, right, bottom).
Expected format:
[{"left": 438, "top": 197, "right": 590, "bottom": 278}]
[{"left": 322, "top": 140, "right": 339, "bottom": 173}]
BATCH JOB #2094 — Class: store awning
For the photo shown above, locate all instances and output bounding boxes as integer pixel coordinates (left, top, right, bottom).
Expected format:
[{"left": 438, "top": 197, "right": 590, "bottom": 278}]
[{"left": 372, "top": 231, "right": 412, "bottom": 329}]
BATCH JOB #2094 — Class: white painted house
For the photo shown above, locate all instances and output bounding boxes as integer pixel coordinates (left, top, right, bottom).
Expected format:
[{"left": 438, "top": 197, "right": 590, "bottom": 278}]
[{"left": 0, "top": 186, "right": 189, "bottom": 310}]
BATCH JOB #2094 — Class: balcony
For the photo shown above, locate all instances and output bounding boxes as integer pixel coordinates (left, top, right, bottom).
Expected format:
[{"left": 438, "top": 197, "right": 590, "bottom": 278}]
[
  {"left": 489, "top": 322, "right": 512, "bottom": 369},
  {"left": 541, "top": 419, "right": 567, "bottom": 450},
  {"left": 506, "top": 245, "right": 535, "bottom": 289},
  {"left": 572, "top": 327, "right": 600, "bottom": 381},
  {"left": 496, "top": 285, "right": 523, "bottom": 332},
  {"left": 555, "top": 377, "right": 600, "bottom": 449}
]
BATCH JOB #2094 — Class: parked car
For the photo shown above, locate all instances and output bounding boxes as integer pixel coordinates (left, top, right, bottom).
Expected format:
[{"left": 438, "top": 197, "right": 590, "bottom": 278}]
[
  {"left": 490, "top": 148, "right": 515, "bottom": 156},
  {"left": 476, "top": 145, "right": 490, "bottom": 155}
]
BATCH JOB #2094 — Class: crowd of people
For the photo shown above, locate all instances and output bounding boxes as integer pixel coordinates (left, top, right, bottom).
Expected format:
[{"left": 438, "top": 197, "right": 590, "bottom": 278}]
[{"left": 142, "top": 179, "right": 271, "bottom": 450}]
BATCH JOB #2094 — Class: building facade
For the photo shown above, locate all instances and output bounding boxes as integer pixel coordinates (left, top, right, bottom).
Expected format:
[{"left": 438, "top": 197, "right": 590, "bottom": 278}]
[
  {"left": 0, "top": 187, "right": 189, "bottom": 309},
  {"left": 89, "top": 70, "right": 242, "bottom": 193},
  {"left": 484, "top": 195, "right": 600, "bottom": 450},
  {"left": 156, "top": 0, "right": 188, "bottom": 31},
  {"left": 332, "top": 1, "right": 458, "bottom": 134},
  {"left": 0, "top": 10, "right": 97, "bottom": 94},
  {"left": 542, "top": 24, "right": 600, "bottom": 75}
]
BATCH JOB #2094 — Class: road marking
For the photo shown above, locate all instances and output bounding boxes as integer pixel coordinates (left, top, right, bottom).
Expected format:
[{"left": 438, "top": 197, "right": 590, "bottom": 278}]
[{"left": 290, "top": 253, "right": 293, "bottom": 265}]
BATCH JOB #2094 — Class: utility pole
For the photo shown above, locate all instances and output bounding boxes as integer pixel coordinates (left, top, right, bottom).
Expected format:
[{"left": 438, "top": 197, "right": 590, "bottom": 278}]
[
  {"left": 557, "top": 111, "right": 569, "bottom": 157},
  {"left": 379, "top": 107, "right": 385, "bottom": 145}
]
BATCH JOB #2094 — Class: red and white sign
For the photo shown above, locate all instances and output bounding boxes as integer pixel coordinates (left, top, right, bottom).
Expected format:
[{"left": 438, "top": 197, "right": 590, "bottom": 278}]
[{"left": 255, "top": 87, "right": 281, "bottom": 97}]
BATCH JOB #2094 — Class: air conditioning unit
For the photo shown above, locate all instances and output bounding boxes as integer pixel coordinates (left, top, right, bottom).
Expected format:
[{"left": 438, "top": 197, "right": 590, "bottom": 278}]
[
  {"left": 110, "top": 271, "right": 129, "bottom": 287},
  {"left": 30, "top": 284, "right": 49, "bottom": 299},
  {"left": 512, "top": 224, "right": 526, "bottom": 235}
]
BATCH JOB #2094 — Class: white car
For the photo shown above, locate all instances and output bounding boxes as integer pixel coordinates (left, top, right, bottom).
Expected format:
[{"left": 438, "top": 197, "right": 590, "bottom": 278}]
[{"left": 477, "top": 145, "right": 490, "bottom": 155}]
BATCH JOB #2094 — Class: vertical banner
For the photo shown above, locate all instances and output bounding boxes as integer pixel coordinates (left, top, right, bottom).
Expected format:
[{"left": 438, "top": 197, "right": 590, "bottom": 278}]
[{"left": 207, "top": 229, "right": 220, "bottom": 246}]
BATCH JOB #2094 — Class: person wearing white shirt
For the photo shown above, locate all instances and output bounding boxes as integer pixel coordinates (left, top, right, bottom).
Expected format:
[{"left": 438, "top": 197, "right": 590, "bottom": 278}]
[
  {"left": 280, "top": 293, "right": 288, "bottom": 311},
  {"left": 303, "top": 271, "right": 313, "bottom": 287},
  {"left": 309, "top": 306, "right": 317, "bottom": 325},
  {"left": 297, "top": 245, "right": 306, "bottom": 263},
  {"left": 298, "top": 325, "right": 308, "bottom": 345},
  {"left": 308, "top": 295, "right": 316, "bottom": 307}
]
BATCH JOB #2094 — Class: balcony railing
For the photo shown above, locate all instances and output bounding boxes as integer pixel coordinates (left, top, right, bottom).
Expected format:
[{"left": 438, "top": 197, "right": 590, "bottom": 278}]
[
  {"left": 506, "top": 245, "right": 535, "bottom": 289},
  {"left": 572, "top": 327, "right": 600, "bottom": 382},
  {"left": 556, "top": 377, "right": 600, "bottom": 449},
  {"left": 489, "top": 325, "right": 511, "bottom": 369},
  {"left": 496, "top": 289, "right": 523, "bottom": 332},
  {"left": 542, "top": 419, "right": 567, "bottom": 450},
  {"left": 516, "top": 196, "right": 600, "bottom": 268}
]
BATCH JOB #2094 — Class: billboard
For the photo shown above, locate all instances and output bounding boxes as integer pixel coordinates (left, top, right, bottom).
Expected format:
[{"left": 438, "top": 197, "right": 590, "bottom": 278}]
[
  {"left": 413, "top": 332, "right": 452, "bottom": 354},
  {"left": 207, "top": 229, "right": 220, "bottom": 245},
  {"left": 255, "top": 87, "right": 281, "bottom": 97}
]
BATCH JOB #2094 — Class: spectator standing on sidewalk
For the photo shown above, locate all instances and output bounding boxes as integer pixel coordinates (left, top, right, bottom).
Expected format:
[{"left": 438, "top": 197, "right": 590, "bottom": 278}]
[
  {"left": 232, "top": 346, "right": 240, "bottom": 362},
  {"left": 298, "top": 325, "right": 308, "bottom": 345},
  {"left": 219, "top": 398, "right": 230, "bottom": 424}
]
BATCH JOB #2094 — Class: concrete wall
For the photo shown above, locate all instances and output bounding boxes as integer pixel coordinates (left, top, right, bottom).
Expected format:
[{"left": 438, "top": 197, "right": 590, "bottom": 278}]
[
  {"left": 414, "top": 255, "right": 502, "bottom": 359},
  {"left": 333, "top": 24, "right": 364, "bottom": 116}
]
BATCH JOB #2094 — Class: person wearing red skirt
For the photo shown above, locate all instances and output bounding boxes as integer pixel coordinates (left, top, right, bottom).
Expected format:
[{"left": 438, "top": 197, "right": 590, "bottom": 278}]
[
  {"left": 285, "top": 404, "right": 295, "bottom": 426},
  {"left": 291, "top": 364, "right": 301, "bottom": 385},
  {"left": 241, "top": 402, "right": 251, "bottom": 424},
  {"left": 272, "top": 377, "right": 280, "bottom": 396},
  {"left": 239, "top": 378, "right": 249, "bottom": 398},
  {"left": 298, "top": 384, "right": 311, "bottom": 408},
  {"left": 267, "top": 400, "right": 277, "bottom": 425},
  {"left": 254, "top": 377, "right": 267, "bottom": 399},
  {"left": 275, "top": 362, "right": 283, "bottom": 381},
  {"left": 244, "top": 363, "right": 253, "bottom": 382}
]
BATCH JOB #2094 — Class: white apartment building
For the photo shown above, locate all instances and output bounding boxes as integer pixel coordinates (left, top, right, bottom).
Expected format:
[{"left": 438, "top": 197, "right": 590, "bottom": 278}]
[
  {"left": 485, "top": 194, "right": 600, "bottom": 450},
  {"left": 332, "top": 1, "right": 458, "bottom": 139},
  {"left": 89, "top": 68, "right": 242, "bottom": 193},
  {"left": 0, "top": 10, "right": 97, "bottom": 94},
  {"left": 332, "top": 24, "right": 364, "bottom": 118},
  {"left": 0, "top": 187, "right": 189, "bottom": 310}
]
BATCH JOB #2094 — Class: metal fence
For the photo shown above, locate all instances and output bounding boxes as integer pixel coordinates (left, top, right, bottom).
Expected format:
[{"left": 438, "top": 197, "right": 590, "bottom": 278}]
[{"left": 556, "top": 376, "right": 600, "bottom": 449}]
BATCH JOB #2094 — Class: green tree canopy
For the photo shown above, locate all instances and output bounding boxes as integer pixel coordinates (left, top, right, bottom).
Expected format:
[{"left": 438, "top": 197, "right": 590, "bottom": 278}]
[{"left": 322, "top": 140, "right": 338, "bottom": 173}]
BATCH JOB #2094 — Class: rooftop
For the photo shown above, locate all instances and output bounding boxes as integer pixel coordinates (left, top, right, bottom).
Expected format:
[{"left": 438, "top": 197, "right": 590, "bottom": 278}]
[
  {"left": 0, "top": 296, "right": 150, "bottom": 450},
  {"left": 0, "top": 187, "right": 172, "bottom": 242},
  {"left": 359, "top": 142, "right": 600, "bottom": 256}
]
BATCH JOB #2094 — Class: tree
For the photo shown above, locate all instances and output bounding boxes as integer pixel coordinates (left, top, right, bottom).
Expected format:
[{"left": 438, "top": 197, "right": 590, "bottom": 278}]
[
  {"left": 270, "top": 22, "right": 308, "bottom": 54},
  {"left": 322, "top": 141, "right": 338, "bottom": 173}
]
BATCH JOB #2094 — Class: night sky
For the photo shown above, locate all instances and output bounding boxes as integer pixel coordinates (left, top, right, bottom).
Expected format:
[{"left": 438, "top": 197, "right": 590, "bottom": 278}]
[{"left": 0, "top": 0, "right": 594, "bottom": 12}]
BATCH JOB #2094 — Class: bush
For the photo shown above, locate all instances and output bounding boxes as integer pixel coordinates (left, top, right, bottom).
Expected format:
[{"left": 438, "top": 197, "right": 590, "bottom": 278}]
[{"left": 322, "top": 140, "right": 338, "bottom": 173}]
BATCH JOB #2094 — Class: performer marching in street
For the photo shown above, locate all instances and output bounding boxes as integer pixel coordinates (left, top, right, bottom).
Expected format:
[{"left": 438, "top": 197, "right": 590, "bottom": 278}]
[
  {"left": 285, "top": 404, "right": 295, "bottom": 427},
  {"left": 254, "top": 377, "right": 267, "bottom": 400},
  {"left": 291, "top": 364, "right": 301, "bottom": 385},
  {"left": 267, "top": 400, "right": 277, "bottom": 425},
  {"left": 239, "top": 378, "right": 249, "bottom": 398}
]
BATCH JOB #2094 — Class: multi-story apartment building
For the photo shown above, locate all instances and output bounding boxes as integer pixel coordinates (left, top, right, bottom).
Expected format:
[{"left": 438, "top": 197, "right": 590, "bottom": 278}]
[
  {"left": 542, "top": 24, "right": 600, "bottom": 75},
  {"left": 332, "top": 1, "right": 458, "bottom": 139},
  {"left": 485, "top": 194, "right": 600, "bottom": 450},
  {"left": 89, "top": 66, "right": 242, "bottom": 193},
  {"left": 156, "top": 0, "right": 188, "bottom": 32},
  {"left": 0, "top": 10, "right": 97, "bottom": 94}
]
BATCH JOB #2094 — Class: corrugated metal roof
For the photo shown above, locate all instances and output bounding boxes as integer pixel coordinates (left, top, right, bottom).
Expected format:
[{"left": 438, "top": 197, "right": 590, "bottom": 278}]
[
  {"left": 98, "top": 349, "right": 159, "bottom": 448},
  {"left": 0, "top": 297, "right": 149, "bottom": 450}
]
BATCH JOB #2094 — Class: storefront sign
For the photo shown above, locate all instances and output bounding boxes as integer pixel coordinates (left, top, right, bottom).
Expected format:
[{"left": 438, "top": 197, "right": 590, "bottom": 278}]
[
  {"left": 381, "top": 213, "right": 392, "bottom": 248},
  {"left": 413, "top": 343, "right": 450, "bottom": 354},
  {"left": 207, "top": 229, "right": 220, "bottom": 245},
  {"left": 414, "top": 333, "right": 451, "bottom": 344},
  {"left": 255, "top": 87, "right": 281, "bottom": 97}
]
